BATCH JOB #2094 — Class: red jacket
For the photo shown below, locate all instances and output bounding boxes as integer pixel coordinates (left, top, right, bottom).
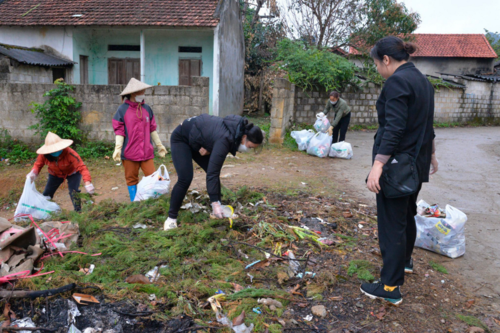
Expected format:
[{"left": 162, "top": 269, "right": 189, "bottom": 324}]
[{"left": 33, "top": 148, "right": 92, "bottom": 183}]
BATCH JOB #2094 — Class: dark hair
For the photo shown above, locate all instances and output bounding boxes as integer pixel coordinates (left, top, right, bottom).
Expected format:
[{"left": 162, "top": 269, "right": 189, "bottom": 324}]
[
  {"left": 370, "top": 36, "right": 417, "bottom": 62},
  {"left": 44, "top": 154, "right": 58, "bottom": 162},
  {"left": 122, "top": 94, "right": 131, "bottom": 102},
  {"left": 329, "top": 91, "right": 340, "bottom": 99},
  {"left": 242, "top": 119, "right": 264, "bottom": 144}
]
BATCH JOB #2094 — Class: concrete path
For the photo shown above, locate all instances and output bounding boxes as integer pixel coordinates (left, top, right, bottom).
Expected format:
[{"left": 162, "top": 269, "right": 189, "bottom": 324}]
[{"left": 330, "top": 127, "right": 500, "bottom": 301}]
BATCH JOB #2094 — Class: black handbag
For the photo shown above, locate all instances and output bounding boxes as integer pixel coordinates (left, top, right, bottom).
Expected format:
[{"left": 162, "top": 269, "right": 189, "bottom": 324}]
[{"left": 379, "top": 121, "right": 428, "bottom": 199}]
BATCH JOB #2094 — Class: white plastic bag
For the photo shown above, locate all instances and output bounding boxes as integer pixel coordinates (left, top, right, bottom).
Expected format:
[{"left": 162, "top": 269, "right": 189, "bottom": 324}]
[
  {"left": 306, "top": 132, "right": 332, "bottom": 158},
  {"left": 414, "top": 202, "right": 467, "bottom": 259},
  {"left": 134, "top": 164, "right": 171, "bottom": 202},
  {"left": 314, "top": 113, "right": 330, "bottom": 133},
  {"left": 14, "top": 178, "right": 61, "bottom": 221},
  {"left": 291, "top": 129, "right": 315, "bottom": 151},
  {"left": 329, "top": 141, "right": 353, "bottom": 159}
]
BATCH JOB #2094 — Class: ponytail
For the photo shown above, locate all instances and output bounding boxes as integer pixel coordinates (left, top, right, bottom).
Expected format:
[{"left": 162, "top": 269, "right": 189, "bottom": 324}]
[{"left": 242, "top": 119, "right": 264, "bottom": 144}]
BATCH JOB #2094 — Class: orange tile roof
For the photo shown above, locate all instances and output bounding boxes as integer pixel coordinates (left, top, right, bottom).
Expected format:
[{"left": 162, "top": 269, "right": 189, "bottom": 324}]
[
  {"left": 349, "top": 34, "right": 498, "bottom": 59},
  {"left": 0, "top": 0, "right": 220, "bottom": 27}
]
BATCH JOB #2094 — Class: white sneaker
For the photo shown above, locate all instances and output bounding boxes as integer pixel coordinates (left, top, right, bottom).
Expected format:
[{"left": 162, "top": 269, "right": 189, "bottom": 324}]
[{"left": 164, "top": 217, "right": 178, "bottom": 230}]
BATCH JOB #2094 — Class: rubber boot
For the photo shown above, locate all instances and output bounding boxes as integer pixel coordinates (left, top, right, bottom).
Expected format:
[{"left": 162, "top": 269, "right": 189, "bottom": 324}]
[{"left": 127, "top": 185, "right": 137, "bottom": 202}]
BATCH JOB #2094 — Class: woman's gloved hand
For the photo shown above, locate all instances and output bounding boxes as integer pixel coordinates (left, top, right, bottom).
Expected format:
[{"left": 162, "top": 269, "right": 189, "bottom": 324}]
[
  {"left": 211, "top": 201, "right": 224, "bottom": 219},
  {"left": 27, "top": 170, "right": 38, "bottom": 182},
  {"left": 84, "top": 182, "right": 95, "bottom": 195},
  {"left": 151, "top": 131, "right": 168, "bottom": 158},
  {"left": 430, "top": 153, "right": 439, "bottom": 175},
  {"left": 327, "top": 126, "right": 333, "bottom": 136},
  {"left": 113, "top": 135, "right": 124, "bottom": 162}
]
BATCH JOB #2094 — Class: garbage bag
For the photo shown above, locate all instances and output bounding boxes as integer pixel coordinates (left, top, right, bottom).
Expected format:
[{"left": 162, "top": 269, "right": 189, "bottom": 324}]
[
  {"left": 329, "top": 141, "right": 353, "bottom": 159},
  {"left": 14, "top": 178, "right": 61, "bottom": 221},
  {"left": 414, "top": 202, "right": 467, "bottom": 259},
  {"left": 291, "top": 129, "right": 315, "bottom": 151},
  {"left": 134, "top": 164, "right": 171, "bottom": 201},
  {"left": 314, "top": 114, "right": 330, "bottom": 133},
  {"left": 306, "top": 132, "right": 332, "bottom": 158}
]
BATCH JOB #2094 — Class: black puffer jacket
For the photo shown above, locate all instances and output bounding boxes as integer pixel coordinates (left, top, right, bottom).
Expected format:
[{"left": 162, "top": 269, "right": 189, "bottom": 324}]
[{"left": 188, "top": 114, "right": 245, "bottom": 201}]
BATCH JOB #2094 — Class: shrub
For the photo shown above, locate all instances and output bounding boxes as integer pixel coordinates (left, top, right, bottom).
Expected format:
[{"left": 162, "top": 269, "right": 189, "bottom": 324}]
[{"left": 0, "top": 129, "right": 37, "bottom": 164}]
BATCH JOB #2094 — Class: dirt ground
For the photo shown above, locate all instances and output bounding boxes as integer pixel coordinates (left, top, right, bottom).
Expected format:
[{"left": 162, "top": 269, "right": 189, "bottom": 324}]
[{"left": 1, "top": 127, "right": 500, "bottom": 322}]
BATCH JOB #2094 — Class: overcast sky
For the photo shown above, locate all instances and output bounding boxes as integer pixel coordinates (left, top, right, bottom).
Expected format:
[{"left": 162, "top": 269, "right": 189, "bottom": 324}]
[{"left": 397, "top": 0, "right": 499, "bottom": 34}]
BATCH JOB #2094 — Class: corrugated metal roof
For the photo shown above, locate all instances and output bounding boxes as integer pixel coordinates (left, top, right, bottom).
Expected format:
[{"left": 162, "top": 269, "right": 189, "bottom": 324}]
[
  {"left": 0, "top": 45, "right": 74, "bottom": 67},
  {"left": 440, "top": 72, "right": 500, "bottom": 83}
]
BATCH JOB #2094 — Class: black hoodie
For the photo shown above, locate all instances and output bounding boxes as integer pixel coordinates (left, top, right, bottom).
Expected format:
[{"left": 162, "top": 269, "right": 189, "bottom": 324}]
[{"left": 188, "top": 114, "right": 245, "bottom": 201}]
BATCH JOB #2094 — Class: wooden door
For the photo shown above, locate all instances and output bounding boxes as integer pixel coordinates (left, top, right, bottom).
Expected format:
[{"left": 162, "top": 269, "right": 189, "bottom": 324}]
[
  {"left": 79, "top": 55, "right": 88, "bottom": 84},
  {"left": 179, "top": 59, "right": 201, "bottom": 86},
  {"left": 108, "top": 58, "right": 140, "bottom": 84}
]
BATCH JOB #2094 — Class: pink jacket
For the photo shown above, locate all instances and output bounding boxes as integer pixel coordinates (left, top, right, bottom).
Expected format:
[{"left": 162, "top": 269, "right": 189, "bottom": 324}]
[{"left": 112, "top": 100, "right": 157, "bottom": 161}]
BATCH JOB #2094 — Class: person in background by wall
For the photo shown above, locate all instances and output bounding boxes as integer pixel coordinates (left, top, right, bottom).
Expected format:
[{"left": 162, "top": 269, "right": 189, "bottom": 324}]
[
  {"left": 112, "top": 78, "right": 168, "bottom": 201},
  {"left": 165, "top": 114, "right": 264, "bottom": 230},
  {"left": 27, "top": 132, "right": 94, "bottom": 211},
  {"left": 363, "top": 36, "right": 438, "bottom": 305},
  {"left": 323, "top": 91, "right": 351, "bottom": 143}
]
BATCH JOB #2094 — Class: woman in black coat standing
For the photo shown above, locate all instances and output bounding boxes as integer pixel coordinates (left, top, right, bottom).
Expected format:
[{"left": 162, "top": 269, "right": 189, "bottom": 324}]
[
  {"left": 164, "top": 114, "right": 264, "bottom": 230},
  {"left": 362, "top": 36, "right": 439, "bottom": 305}
]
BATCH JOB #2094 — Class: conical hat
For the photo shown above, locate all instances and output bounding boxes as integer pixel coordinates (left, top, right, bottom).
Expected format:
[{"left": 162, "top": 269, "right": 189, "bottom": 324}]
[
  {"left": 120, "top": 78, "right": 153, "bottom": 96},
  {"left": 36, "top": 132, "right": 73, "bottom": 155}
]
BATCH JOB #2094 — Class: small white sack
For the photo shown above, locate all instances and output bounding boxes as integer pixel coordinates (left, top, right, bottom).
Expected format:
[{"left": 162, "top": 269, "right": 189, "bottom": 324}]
[
  {"left": 291, "top": 129, "right": 315, "bottom": 151},
  {"left": 134, "top": 164, "right": 171, "bottom": 202},
  {"left": 14, "top": 178, "right": 61, "bottom": 221},
  {"left": 414, "top": 203, "right": 467, "bottom": 259},
  {"left": 329, "top": 141, "right": 353, "bottom": 159},
  {"left": 306, "top": 132, "right": 332, "bottom": 158},
  {"left": 313, "top": 113, "right": 330, "bottom": 133}
]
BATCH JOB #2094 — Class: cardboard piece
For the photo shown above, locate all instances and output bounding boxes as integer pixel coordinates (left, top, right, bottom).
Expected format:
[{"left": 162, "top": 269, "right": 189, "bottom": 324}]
[{"left": 72, "top": 293, "right": 100, "bottom": 305}]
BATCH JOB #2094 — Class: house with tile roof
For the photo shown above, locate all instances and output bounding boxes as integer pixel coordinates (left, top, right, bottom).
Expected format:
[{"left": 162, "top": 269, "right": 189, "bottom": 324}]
[
  {"left": 349, "top": 34, "right": 498, "bottom": 77},
  {"left": 0, "top": 0, "right": 245, "bottom": 116}
]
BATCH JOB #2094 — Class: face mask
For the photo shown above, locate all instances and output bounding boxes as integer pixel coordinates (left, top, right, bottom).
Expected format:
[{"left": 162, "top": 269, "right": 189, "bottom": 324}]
[
  {"left": 135, "top": 95, "right": 145, "bottom": 103},
  {"left": 50, "top": 150, "right": 63, "bottom": 157},
  {"left": 330, "top": 100, "right": 338, "bottom": 105},
  {"left": 238, "top": 144, "right": 249, "bottom": 153}
]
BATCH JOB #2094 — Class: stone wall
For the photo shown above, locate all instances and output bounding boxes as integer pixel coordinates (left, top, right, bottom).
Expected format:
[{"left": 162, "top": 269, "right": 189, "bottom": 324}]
[
  {"left": 270, "top": 79, "right": 500, "bottom": 143},
  {"left": 0, "top": 76, "right": 209, "bottom": 145},
  {"left": 0, "top": 56, "right": 53, "bottom": 84}
]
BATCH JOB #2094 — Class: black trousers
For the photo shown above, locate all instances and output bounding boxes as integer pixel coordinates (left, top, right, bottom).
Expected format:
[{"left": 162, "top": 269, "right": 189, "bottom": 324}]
[
  {"left": 376, "top": 183, "right": 422, "bottom": 286},
  {"left": 332, "top": 113, "right": 351, "bottom": 143},
  {"left": 43, "top": 172, "right": 82, "bottom": 211},
  {"left": 168, "top": 125, "right": 212, "bottom": 219}
]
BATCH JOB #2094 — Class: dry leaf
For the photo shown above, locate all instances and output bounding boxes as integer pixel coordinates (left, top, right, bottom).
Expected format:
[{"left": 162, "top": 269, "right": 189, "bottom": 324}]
[
  {"left": 297, "top": 303, "right": 308, "bottom": 308},
  {"left": 232, "top": 310, "right": 245, "bottom": 326},
  {"left": 125, "top": 274, "right": 151, "bottom": 284},
  {"left": 277, "top": 271, "right": 289, "bottom": 284},
  {"left": 465, "top": 299, "right": 475, "bottom": 308},
  {"left": 343, "top": 211, "right": 353, "bottom": 218},
  {"left": 330, "top": 296, "right": 343, "bottom": 301},
  {"left": 248, "top": 259, "right": 270, "bottom": 270},
  {"left": 231, "top": 283, "right": 244, "bottom": 292}
]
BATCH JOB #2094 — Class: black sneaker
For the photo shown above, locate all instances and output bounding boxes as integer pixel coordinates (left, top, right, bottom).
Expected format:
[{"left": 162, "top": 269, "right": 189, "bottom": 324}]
[
  {"left": 360, "top": 282, "right": 403, "bottom": 306},
  {"left": 405, "top": 258, "right": 414, "bottom": 274}
]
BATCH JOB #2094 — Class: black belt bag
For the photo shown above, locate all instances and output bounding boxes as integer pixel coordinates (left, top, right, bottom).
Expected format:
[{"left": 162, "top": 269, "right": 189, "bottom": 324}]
[{"left": 380, "top": 153, "right": 419, "bottom": 198}]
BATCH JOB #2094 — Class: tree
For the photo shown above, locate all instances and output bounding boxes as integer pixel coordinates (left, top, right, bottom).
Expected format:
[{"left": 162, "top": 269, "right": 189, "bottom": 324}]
[
  {"left": 485, "top": 29, "right": 500, "bottom": 61},
  {"left": 280, "top": 0, "right": 361, "bottom": 49},
  {"left": 350, "top": 0, "right": 421, "bottom": 53}
]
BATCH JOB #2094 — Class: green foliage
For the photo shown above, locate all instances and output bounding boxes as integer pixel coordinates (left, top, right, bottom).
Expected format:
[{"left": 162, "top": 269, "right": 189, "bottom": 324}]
[
  {"left": 485, "top": 29, "right": 500, "bottom": 61},
  {"left": 351, "top": 0, "right": 421, "bottom": 52},
  {"left": 274, "top": 39, "right": 357, "bottom": 92},
  {"left": 0, "top": 129, "right": 37, "bottom": 163},
  {"left": 29, "top": 79, "right": 83, "bottom": 144},
  {"left": 429, "top": 261, "right": 448, "bottom": 274},
  {"left": 75, "top": 141, "right": 115, "bottom": 159},
  {"left": 456, "top": 314, "right": 489, "bottom": 331},
  {"left": 427, "top": 76, "right": 454, "bottom": 91},
  {"left": 347, "top": 260, "right": 375, "bottom": 282}
]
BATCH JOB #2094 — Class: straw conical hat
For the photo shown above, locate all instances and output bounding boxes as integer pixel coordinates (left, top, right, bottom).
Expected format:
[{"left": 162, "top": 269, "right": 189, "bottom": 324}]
[
  {"left": 36, "top": 132, "right": 73, "bottom": 155},
  {"left": 120, "top": 78, "right": 153, "bottom": 96}
]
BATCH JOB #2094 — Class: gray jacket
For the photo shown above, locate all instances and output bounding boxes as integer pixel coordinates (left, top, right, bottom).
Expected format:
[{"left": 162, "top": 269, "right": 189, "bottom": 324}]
[{"left": 324, "top": 98, "right": 351, "bottom": 127}]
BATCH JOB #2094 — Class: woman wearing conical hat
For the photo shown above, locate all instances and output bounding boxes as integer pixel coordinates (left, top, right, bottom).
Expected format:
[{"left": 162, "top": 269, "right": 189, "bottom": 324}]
[
  {"left": 27, "top": 132, "right": 94, "bottom": 211},
  {"left": 112, "top": 78, "right": 168, "bottom": 201}
]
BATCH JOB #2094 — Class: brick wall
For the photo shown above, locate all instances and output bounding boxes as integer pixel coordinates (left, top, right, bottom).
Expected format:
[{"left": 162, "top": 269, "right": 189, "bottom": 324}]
[
  {"left": 0, "top": 56, "right": 53, "bottom": 84},
  {"left": 0, "top": 76, "right": 209, "bottom": 146}
]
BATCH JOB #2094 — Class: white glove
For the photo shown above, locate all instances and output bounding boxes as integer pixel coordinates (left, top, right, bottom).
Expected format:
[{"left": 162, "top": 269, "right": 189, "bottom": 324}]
[
  {"left": 211, "top": 201, "right": 224, "bottom": 219},
  {"left": 317, "top": 112, "right": 325, "bottom": 118},
  {"left": 85, "top": 183, "right": 95, "bottom": 195},
  {"left": 430, "top": 154, "right": 439, "bottom": 175},
  {"left": 27, "top": 170, "right": 38, "bottom": 182},
  {"left": 151, "top": 131, "right": 168, "bottom": 158},
  {"left": 113, "top": 135, "right": 124, "bottom": 162}
]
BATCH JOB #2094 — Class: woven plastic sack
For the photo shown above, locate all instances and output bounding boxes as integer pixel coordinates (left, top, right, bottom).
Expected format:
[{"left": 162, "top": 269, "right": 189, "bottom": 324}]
[
  {"left": 329, "top": 141, "right": 353, "bottom": 159},
  {"left": 291, "top": 129, "right": 315, "bottom": 151},
  {"left": 414, "top": 201, "right": 467, "bottom": 259},
  {"left": 313, "top": 114, "right": 330, "bottom": 133},
  {"left": 14, "top": 178, "right": 61, "bottom": 221},
  {"left": 134, "top": 164, "right": 171, "bottom": 201},
  {"left": 306, "top": 132, "right": 332, "bottom": 158}
]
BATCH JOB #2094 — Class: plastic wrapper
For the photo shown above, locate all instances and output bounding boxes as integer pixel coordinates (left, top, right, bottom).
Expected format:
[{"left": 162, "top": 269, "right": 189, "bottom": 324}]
[
  {"left": 291, "top": 129, "right": 315, "bottom": 151},
  {"left": 14, "top": 178, "right": 61, "bottom": 221},
  {"left": 307, "top": 132, "right": 332, "bottom": 158},
  {"left": 414, "top": 201, "right": 467, "bottom": 259},
  {"left": 329, "top": 141, "right": 353, "bottom": 159}
]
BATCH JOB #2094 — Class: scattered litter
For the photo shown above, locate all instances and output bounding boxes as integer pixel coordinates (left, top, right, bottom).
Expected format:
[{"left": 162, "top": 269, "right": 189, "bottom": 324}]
[
  {"left": 133, "top": 223, "right": 148, "bottom": 229},
  {"left": 296, "top": 271, "right": 316, "bottom": 279},
  {"left": 358, "top": 224, "right": 364, "bottom": 229},
  {"left": 72, "top": 293, "right": 100, "bottom": 305},
  {"left": 111, "top": 187, "right": 119, "bottom": 191},
  {"left": 318, "top": 237, "right": 335, "bottom": 246},
  {"left": 441, "top": 280, "right": 445, "bottom": 284},
  {"left": 69, "top": 324, "right": 82, "bottom": 333},
  {"left": 10, "top": 317, "right": 38, "bottom": 333},
  {"left": 303, "top": 314, "right": 313, "bottom": 321},
  {"left": 149, "top": 294, "right": 156, "bottom": 301},
  {"left": 125, "top": 274, "right": 151, "bottom": 284},
  {"left": 145, "top": 265, "right": 168, "bottom": 282},
  {"left": 238, "top": 249, "right": 249, "bottom": 259},
  {"left": 252, "top": 307, "right": 262, "bottom": 314},
  {"left": 68, "top": 299, "right": 81, "bottom": 325},
  {"left": 245, "top": 260, "right": 269, "bottom": 270},
  {"left": 247, "top": 273, "right": 254, "bottom": 283},
  {"left": 258, "top": 298, "right": 283, "bottom": 308},
  {"left": 79, "top": 264, "right": 95, "bottom": 275},
  {"left": 285, "top": 251, "right": 300, "bottom": 276},
  {"left": 222, "top": 165, "right": 235, "bottom": 169}
]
